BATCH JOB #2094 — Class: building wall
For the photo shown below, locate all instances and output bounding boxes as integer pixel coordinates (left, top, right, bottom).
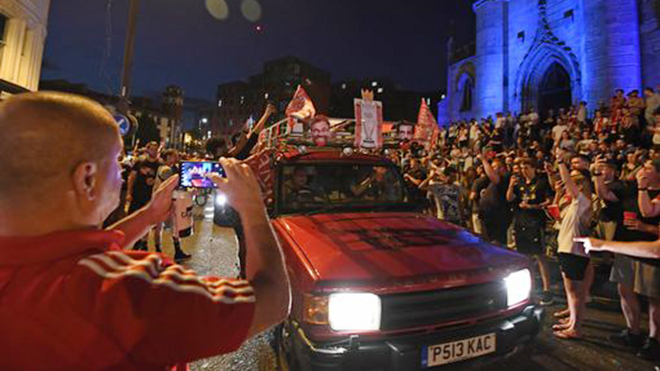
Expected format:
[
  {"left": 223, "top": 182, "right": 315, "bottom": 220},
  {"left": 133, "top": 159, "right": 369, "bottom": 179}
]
[
  {"left": 445, "top": 0, "right": 652, "bottom": 122},
  {"left": 440, "top": 56, "right": 478, "bottom": 124},
  {"left": 0, "top": 0, "right": 50, "bottom": 92},
  {"left": 474, "top": 0, "right": 508, "bottom": 117},
  {"left": 640, "top": 0, "right": 660, "bottom": 89}
]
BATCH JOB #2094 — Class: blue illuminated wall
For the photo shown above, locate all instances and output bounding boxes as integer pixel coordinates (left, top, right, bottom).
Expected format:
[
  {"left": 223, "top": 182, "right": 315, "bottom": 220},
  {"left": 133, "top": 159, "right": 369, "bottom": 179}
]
[{"left": 441, "top": 0, "right": 657, "bottom": 124}]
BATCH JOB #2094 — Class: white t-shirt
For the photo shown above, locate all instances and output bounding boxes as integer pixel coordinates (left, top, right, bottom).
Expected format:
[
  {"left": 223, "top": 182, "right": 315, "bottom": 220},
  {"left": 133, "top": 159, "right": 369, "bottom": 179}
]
[
  {"left": 528, "top": 112, "right": 539, "bottom": 123},
  {"left": 495, "top": 117, "right": 506, "bottom": 129},
  {"left": 552, "top": 124, "right": 568, "bottom": 144},
  {"left": 558, "top": 193, "right": 592, "bottom": 257}
]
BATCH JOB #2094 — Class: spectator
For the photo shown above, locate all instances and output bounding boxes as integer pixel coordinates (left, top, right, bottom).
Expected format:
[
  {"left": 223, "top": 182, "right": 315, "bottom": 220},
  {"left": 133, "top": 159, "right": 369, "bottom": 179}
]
[
  {"left": 420, "top": 166, "right": 464, "bottom": 225},
  {"left": 577, "top": 101, "right": 588, "bottom": 126},
  {"left": 611, "top": 89, "right": 627, "bottom": 111},
  {"left": 153, "top": 149, "right": 191, "bottom": 261},
  {"left": 645, "top": 88, "right": 660, "bottom": 126},
  {"left": 601, "top": 159, "right": 660, "bottom": 357},
  {"left": 506, "top": 158, "right": 553, "bottom": 305},
  {"left": 126, "top": 141, "right": 161, "bottom": 251},
  {"left": 0, "top": 92, "right": 291, "bottom": 369},
  {"left": 476, "top": 152, "right": 512, "bottom": 245},
  {"left": 552, "top": 119, "right": 569, "bottom": 147},
  {"left": 230, "top": 103, "right": 276, "bottom": 160},
  {"left": 553, "top": 153, "right": 593, "bottom": 340}
]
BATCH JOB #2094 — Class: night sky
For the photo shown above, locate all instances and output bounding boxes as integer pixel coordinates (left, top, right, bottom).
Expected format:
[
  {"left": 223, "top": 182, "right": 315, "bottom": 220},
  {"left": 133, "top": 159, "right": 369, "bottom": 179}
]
[{"left": 42, "top": 0, "right": 475, "bottom": 101}]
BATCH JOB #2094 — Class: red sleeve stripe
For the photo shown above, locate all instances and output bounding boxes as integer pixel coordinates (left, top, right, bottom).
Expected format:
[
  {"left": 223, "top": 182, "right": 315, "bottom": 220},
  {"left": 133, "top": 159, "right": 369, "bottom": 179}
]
[
  {"left": 89, "top": 253, "right": 255, "bottom": 297},
  {"left": 78, "top": 253, "right": 255, "bottom": 304},
  {"left": 107, "top": 251, "right": 252, "bottom": 289}
]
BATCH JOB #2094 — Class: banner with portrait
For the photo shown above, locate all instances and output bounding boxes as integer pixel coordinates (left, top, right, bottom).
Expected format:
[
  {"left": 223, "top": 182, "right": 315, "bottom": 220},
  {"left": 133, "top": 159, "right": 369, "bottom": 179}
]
[{"left": 354, "top": 98, "right": 383, "bottom": 149}]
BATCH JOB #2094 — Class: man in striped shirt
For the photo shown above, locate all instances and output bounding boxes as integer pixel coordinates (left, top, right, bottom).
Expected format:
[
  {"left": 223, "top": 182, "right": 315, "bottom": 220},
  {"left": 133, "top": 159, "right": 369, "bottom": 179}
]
[{"left": 0, "top": 92, "right": 291, "bottom": 369}]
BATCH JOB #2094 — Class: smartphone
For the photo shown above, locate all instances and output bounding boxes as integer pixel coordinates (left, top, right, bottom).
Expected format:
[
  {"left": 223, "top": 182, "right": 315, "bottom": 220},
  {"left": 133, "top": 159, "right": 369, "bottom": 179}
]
[{"left": 179, "top": 161, "right": 225, "bottom": 188}]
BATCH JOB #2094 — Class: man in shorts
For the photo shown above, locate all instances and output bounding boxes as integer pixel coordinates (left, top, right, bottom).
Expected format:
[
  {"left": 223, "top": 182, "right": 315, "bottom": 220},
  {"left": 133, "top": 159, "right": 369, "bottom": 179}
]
[
  {"left": 506, "top": 158, "right": 553, "bottom": 304},
  {"left": 154, "top": 149, "right": 191, "bottom": 261}
]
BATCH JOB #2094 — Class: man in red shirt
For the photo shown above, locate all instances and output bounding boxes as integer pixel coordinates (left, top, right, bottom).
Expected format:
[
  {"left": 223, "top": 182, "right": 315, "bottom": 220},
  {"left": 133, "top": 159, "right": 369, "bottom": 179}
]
[{"left": 0, "top": 92, "right": 291, "bottom": 369}]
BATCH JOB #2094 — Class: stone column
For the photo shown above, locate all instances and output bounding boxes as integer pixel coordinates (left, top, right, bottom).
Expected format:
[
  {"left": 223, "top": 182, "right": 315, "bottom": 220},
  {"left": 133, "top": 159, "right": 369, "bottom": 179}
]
[
  {"left": 473, "top": 0, "right": 509, "bottom": 118},
  {"left": 604, "top": 0, "right": 642, "bottom": 94},
  {"left": 0, "top": 18, "right": 26, "bottom": 85}
]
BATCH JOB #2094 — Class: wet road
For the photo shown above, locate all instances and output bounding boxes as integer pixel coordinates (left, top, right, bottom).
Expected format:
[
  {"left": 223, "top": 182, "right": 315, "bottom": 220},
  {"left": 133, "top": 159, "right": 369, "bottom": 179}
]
[
  {"left": 153, "top": 201, "right": 277, "bottom": 371},
  {"left": 153, "top": 201, "right": 659, "bottom": 371}
]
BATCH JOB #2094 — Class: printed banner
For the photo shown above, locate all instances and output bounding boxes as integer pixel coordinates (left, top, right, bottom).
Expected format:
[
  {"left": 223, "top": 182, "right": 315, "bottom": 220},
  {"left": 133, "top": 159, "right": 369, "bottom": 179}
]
[{"left": 354, "top": 98, "right": 383, "bottom": 149}]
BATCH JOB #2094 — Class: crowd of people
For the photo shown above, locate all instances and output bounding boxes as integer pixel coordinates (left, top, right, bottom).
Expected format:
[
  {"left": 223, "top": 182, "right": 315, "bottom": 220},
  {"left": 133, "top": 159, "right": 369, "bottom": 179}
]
[
  {"left": 390, "top": 87, "right": 660, "bottom": 359},
  {"left": 2, "top": 85, "right": 660, "bottom": 368}
]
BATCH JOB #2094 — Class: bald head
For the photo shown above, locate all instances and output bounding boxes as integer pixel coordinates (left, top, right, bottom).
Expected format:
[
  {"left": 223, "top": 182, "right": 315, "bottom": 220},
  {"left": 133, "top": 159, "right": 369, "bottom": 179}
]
[{"left": 0, "top": 92, "right": 120, "bottom": 200}]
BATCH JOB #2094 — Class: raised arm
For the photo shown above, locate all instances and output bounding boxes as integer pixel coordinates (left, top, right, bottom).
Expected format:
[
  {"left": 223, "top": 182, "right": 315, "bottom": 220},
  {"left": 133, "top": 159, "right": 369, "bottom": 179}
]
[
  {"left": 593, "top": 158, "right": 619, "bottom": 202},
  {"left": 477, "top": 153, "right": 500, "bottom": 184},
  {"left": 636, "top": 170, "right": 660, "bottom": 217},
  {"left": 418, "top": 170, "right": 438, "bottom": 191},
  {"left": 506, "top": 176, "right": 518, "bottom": 202},
  {"left": 250, "top": 103, "right": 276, "bottom": 137},
  {"left": 556, "top": 152, "right": 580, "bottom": 199},
  {"left": 576, "top": 237, "right": 660, "bottom": 259}
]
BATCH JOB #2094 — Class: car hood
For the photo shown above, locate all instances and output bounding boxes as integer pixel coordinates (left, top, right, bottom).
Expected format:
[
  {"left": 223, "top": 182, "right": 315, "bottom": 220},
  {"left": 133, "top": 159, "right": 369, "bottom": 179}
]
[{"left": 275, "top": 212, "right": 528, "bottom": 290}]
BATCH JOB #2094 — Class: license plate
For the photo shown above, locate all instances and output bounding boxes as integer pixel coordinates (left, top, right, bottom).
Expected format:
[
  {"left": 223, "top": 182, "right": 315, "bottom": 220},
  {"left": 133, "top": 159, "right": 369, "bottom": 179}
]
[{"left": 423, "top": 333, "right": 496, "bottom": 367}]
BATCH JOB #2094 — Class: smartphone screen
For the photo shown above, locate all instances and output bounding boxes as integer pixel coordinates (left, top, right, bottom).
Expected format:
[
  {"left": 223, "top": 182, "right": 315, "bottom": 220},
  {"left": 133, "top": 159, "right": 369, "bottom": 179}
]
[{"left": 179, "top": 161, "right": 225, "bottom": 188}]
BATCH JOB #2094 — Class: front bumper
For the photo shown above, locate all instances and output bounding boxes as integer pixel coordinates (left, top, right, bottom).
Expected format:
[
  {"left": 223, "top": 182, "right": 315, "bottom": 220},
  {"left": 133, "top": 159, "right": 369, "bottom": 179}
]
[{"left": 291, "top": 305, "right": 544, "bottom": 371}]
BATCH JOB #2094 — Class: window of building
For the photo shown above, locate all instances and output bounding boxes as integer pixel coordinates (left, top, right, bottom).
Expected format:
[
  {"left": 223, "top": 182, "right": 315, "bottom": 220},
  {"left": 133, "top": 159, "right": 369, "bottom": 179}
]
[
  {"left": 460, "top": 76, "right": 474, "bottom": 112},
  {"left": 0, "top": 14, "right": 7, "bottom": 45}
]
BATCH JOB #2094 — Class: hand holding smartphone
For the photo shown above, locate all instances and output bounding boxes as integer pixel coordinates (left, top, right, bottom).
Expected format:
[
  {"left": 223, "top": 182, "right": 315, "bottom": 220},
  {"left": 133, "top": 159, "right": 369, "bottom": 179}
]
[{"left": 179, "top": 161, "right": 226, "bottom": 188}]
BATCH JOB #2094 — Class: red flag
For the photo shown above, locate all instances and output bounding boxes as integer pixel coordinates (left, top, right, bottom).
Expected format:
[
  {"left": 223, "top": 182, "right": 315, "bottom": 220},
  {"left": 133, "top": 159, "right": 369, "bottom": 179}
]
[
  {"left": 415, "top": 98, "right": 438, "bottom": 149},
  {"left": 286, "top": 85, "right": 316, "bottom": 120}
]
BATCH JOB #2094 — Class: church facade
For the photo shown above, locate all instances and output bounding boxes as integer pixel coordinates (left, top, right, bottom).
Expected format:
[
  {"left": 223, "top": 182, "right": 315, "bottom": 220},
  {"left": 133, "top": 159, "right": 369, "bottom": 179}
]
[{"left": 439, "top": 0, "right": 660, "bottom": 123}]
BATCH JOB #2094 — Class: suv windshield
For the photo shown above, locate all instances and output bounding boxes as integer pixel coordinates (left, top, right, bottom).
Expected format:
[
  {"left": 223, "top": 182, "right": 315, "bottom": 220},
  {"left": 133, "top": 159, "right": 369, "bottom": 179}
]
[{"left": 279, "top": 163, "right": 410, "bottom": 214}]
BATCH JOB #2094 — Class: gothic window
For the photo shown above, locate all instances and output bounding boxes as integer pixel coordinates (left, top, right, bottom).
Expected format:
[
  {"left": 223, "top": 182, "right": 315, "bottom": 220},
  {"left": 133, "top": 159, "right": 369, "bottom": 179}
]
[{"left": 460, "top": 75, "right": 474, "bottom": 112}]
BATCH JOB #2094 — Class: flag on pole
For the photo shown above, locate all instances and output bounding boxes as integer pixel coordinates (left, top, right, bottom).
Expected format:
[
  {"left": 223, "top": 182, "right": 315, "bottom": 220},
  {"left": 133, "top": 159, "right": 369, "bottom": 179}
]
[
  {"left": 415, "top": 98, "right": 439, "bottom": 149},
  {"left": 286, "top": 85, "right": 316, "bottom": 121}
]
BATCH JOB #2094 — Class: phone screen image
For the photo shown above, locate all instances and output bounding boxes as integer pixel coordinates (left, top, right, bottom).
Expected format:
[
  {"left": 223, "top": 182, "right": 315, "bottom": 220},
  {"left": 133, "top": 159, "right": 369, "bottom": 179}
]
[{"left": 179, "top": 161, "right": 225, "bottom": 188}]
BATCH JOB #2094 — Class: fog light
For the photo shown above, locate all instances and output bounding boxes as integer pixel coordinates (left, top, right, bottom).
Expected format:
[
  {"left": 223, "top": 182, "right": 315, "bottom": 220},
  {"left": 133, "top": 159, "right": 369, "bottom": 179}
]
[
  {"left": 328, "top": 293, "right": 381, "bottom": 331},
  {"left": 504, "top": 269, "right": 532, "bottom": 307}
]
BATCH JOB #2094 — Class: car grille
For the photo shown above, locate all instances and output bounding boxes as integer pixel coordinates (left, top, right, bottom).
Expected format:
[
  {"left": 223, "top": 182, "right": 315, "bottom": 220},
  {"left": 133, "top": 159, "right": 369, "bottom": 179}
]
[{"left": 379, "top": 281, "right": 508, "bottom": 331}]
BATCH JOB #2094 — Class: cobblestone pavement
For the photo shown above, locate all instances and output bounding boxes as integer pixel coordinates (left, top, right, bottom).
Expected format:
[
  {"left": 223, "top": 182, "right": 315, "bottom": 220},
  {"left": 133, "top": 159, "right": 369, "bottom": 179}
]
[{"left": 152, "top": 202, "right": 659, "bottom": 371}]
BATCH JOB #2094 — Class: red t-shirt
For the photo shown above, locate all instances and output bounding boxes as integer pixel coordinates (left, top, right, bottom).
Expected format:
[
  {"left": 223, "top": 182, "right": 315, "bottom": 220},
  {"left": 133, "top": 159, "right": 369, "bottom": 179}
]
[{"left": 0, "top": 230, "right": 255, "bottom": 370}]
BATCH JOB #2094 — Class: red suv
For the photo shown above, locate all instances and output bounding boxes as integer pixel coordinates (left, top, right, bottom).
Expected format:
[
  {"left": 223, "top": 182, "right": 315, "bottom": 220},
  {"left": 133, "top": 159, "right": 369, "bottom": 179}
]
[{"left": 235, "top": 146, "right": 543, "bottom": 370}]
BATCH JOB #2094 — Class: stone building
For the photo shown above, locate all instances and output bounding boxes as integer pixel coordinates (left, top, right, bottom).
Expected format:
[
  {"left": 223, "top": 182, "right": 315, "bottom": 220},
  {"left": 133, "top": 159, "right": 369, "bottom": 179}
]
[
  {"left": 0, "top": 0, "right": 51, "bottom": 95},
  {"left": 439, "top": 0, "right": 660, "bottom": 123}
]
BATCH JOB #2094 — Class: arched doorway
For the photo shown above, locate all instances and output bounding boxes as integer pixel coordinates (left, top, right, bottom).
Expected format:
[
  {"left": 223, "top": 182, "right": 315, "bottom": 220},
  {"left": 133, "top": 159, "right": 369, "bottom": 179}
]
[{"left": 538, "top": 62, "right": 572, "bottom": 117}]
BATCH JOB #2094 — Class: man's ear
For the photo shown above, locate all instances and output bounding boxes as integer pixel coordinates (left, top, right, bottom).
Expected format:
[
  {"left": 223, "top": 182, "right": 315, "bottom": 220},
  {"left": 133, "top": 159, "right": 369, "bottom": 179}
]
[{"left": 72, "top": 162, "right": 99, "bottom": 201}]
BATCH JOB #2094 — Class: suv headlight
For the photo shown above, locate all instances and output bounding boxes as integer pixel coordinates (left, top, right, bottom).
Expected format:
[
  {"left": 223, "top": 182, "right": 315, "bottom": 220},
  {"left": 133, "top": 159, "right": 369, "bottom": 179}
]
[
  {"left": 328, "top": 293, "right": 381, "bottom": 331},
  {"left": 504, "top": 269, "right": 532, "bottom": 307},
  {"left": 215, "top": 193, "right": 227, "bottom": 207}
]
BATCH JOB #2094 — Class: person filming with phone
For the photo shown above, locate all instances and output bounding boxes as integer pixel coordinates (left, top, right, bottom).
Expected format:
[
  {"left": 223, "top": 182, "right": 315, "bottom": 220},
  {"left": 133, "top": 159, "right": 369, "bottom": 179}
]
[{"left": 0, "top": 92, "right": 291, "bottom": 369}]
